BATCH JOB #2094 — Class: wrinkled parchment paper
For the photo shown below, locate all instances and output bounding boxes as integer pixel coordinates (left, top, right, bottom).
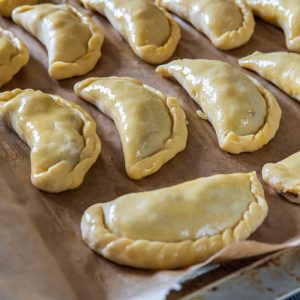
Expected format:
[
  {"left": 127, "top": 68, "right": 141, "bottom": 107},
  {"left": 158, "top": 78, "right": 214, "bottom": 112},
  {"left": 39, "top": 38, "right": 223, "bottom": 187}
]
[{"left": 1, "top": 1, "right": 300, "bottom": 299}]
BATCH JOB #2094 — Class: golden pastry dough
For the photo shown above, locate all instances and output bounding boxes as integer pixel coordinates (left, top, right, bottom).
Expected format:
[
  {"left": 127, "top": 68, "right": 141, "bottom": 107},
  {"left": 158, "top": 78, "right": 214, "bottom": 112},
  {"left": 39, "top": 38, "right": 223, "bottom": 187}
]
[
  {"left": 157, "top": 0, "right": 254, "bottom": 50},
  {"left": 12, "top": 3, "right": 104, "bottom": 79},
  {"left": 81, "top": 172, "right": 268, "bottom": 269},
  {"left": 80, "top": 0, "right": 180, "bottom": 64},
  {"left": 262, "top": 151, "right": 300, "bottom": 199},
  {"left": 246, "top": 0, "right": 300, "bottom": 52},
  {"left": 74, "top": 77, "right": 187, "bottom": 180},
  {"left": 0, "top": 26, "right": 29, "bottom": 87},
  {"left": 0, "top": 0, "right": 37, "bottom": 17},
  {"left": 156, "top": 59, "right": 281, "bottom": 154},
  {"left": 0, "top": 89, "right": 101, "bottom": 193},
  {"left": 240, "top": 51, "right": 300, "bottom": 102}
]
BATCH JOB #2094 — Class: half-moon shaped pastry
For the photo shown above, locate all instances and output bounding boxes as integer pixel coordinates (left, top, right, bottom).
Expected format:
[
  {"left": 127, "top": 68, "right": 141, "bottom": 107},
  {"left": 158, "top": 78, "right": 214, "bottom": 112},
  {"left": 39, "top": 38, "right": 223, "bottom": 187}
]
[
  {"left": 12, "top": 3, "right": 104, "bottom": 79},
  {"left": 0, "top": 0, "right": 37, "bottom": 17},
  {"left": 157, "top": 0, "right": 254, "bottom": 50},
  {"left": 262, "top": 151, "right": 300, "bottom": 202},
  {"left": 0, "top": 27, "right": 29, "bottom": 87},
  {"left": 156, "top": 59, "right": 281, "bottom": 154},
  {"left": 0, "top": 89, "right": 101, "bottom": 193},
  {"left": 246, "top": 0, "right": 300, "bottom": 52},
  {"left": 240, "top": 51, "right": 300, "bottom": 102},
  {"left": 74, "top": 77, "right": 187, "bottom": 180},
  {"left": 80, "top": 0, "right": 180, "bottom": 64},
  {"left": 81, "top": 171, "right": 268, "bottom": 269}
]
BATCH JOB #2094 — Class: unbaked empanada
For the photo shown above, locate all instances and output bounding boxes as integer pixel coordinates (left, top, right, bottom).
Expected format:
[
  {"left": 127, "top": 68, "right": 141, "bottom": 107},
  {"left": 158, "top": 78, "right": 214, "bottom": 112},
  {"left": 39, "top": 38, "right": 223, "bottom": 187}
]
[
  {"left": 0, "top": 0, "right": 37, "bottom": 17},
  {"left": 81, "top": 171, "right": 268, "bottom": 269},
  {"left": 0, "top": 27, "right": 29, "bottom": 87},
  {"left": 0, "top": 89, "right": 101, "bottom": 193},
  {"left": 12, "top": 3, "right": 104, "bottom": 79},
  {"left": 156, "top": 59, "right": 281, "bottom": 154},
  {"left": 74, "top": 77, "right": 187, "bottom": 180},
  {"left": 246, "top": 0, "right": 300, "bottom": 52},
  {"left": 157, "top": 0, "right": 254, "bottom": 50},
  {"left": 80, "top": 0, "right": 180, "bottom": 64},
  {"left": 262, "top": 151, "right": 300, "bottom": 202},
  {"left": 240, "top": 51, "right": 300, "bottom": 102}
]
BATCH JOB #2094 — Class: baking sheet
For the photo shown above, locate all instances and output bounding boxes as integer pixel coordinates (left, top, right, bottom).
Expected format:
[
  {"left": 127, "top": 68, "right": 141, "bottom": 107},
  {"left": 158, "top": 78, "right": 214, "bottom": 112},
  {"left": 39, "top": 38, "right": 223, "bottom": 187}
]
[{"left": 1, "top": 1, "right": 300, "bottom": 299}]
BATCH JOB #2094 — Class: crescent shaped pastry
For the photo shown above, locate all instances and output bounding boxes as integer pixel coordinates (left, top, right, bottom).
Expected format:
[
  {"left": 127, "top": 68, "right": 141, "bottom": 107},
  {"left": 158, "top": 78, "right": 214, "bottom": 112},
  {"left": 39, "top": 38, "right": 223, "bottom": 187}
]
[
  {"left": 240, "top": 51, "right": 300, "bottom": 102},
  {"left": 12, "top": 3, "right": 104, "bottom": 79},
  {"left": 262, "top": 151, "right": 300, "bottom": 202},
  {"left": 156, "top": 0, "right": 255, "bottom": 50},
  {"left": 0, "top": 0, "right": 37, "bottom": 17},
  {"left": 245, "top": 0, "right": 300, "bottom": 52},
  {"left": 81, "top": 172, "right": 268, "bottom": 269},
  {"left": 156, "top": 59, "right": 281, "bottom": 154},
  {"left": 74, "top": 77, "right": 187, "bottom": 180},
  {"left": 80, "top": 0, "right": 180, "bottom": 64},
  {"left": 0, "top": 27, "right": 29, "bottom": 87},
  {"left": 0, "top": 89, "right": 101, "bottom": 193}
]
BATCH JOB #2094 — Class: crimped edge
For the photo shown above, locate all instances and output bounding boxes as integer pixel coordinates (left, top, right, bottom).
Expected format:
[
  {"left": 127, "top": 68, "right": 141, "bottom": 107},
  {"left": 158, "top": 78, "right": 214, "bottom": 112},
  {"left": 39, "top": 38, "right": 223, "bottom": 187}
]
[
  {"left": 80, "top": 0, "right": 180, "bottom": 64},
  {"left": 156, "top": 62, "right": 282, "bottom": 154},
  {"left": 157, "top": 0, "right": 254, "bottom": 50},
  {"left": 12, "top": 4, "right": 104, "bottom": 80},
  {"left": 0, "top": 88, "right": 101, "bottom": 193},
  {"left": 74, "top": 76, "right": 188, "bottom": 180},
  {"left": 0, "top": 0, "right": 38, "bottom": 17},
  {"left": 0, "top": 27, "right": 29, "bottom": 87},
  {"left": 81, "top": 171, "right": 268, "bottom": 270}
]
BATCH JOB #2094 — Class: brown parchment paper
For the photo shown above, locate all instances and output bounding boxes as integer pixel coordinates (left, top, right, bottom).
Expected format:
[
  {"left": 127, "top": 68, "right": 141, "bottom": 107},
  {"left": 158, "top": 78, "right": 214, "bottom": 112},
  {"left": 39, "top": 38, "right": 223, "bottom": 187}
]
[{"left": 1, "top": 1, "right": 300, "bottom": 299}]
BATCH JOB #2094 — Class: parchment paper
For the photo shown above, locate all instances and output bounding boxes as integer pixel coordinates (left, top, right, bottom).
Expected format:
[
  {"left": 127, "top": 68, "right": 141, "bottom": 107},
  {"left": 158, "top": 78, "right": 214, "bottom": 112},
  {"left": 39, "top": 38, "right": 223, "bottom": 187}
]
[{"left": 1, "top": 1, "right": 300, "bottom": 299}]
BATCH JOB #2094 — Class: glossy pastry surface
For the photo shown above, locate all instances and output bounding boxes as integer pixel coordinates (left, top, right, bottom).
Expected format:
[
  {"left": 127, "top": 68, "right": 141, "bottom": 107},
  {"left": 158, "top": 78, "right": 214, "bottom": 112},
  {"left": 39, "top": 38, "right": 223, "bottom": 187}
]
[
  {"left": 0, "top": 89, "right": 101, "bottom": 193},
  {"left": 75, "top": 76, "right": 187, "bottom": 179},
  {"left": 81, "top": 172, "right": 268, "bottom": 269}
]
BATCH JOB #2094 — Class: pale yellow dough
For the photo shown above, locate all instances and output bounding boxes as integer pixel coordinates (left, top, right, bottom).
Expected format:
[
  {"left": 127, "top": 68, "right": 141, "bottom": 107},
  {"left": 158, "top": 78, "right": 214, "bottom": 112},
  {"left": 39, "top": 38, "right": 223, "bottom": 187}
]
[
  {"left": 246, "top": 0, "right": 300, "bottom": 52},
  {"left": 0, "top": 0, "right": 37, "bottom": 17},
  {"left": 157, "top": 0, "right": 254, "bottom": 50},
  {"left": 0, "top": 27, "right": 29, "bottom": 87},
  {"left": 0, "top": 89, "right": 101, "bottom": 193},
  {"left": 156, "top": 59, "right": 281, "bottom": 154},
  {"left": 12, "top": 3, "right": 104, "bottom": 79},
  {"left": 81, "top": 172, "right": 268, "bottom": 269},
  {"left": 263, "top": 151, "right": 300, "bottom": 198},
  {"left": 240, "top": 51, "right": 300, "bottom": 102},
  {"left": 74, "top": 77, "right": 187, "bottom": 180},
  {"left": 80, "top": 0, "right": 180, "bottom": 64}
]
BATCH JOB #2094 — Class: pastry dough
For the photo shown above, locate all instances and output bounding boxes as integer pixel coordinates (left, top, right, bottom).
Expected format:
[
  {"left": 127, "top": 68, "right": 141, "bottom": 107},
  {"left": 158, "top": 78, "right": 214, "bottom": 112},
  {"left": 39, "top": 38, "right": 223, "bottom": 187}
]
[
  {"left": 0, "top": 0, "right": 37, "bottom": 17},
  {"left": 240, "top": 51, "right": 300, "bottom": 102},
  {"left": 157, "top": 0, "right": 254, "bottom": 50},
  {"left": 74, "top": 77, "right": 187, "bottom": 180},
  {"left": 246, "top": 0, "right": 300, "bottom": 52},
  {"left": 80, "top": 0, "right": 180, "bottom": 64},
  {"left": 262, "top": 151, "right": 300, "bottom": 201},
  {"left": 0, "top": 26, "right": 29, "bottom": 87},
  {"left": 156, "top": 59, "right": 281, "bottom": 154},
  {"left": 12, "top": 3, "right": 104, "bottom": 79},
  {"left": 0, "top": 89, "right": 101, "bottom": 193},
  {"left": 81, "top": 172, "right": 268, "bottom": 269}
]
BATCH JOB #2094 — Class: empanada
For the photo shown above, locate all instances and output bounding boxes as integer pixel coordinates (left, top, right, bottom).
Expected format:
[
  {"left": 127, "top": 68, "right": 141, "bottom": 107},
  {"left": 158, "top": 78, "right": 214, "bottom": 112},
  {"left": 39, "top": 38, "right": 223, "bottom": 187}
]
[
  {"left": 156, "top": 59, "right": 281, "bottom": 154},
  {"left": 262, "top": 151, "right": 300, "bottom": 201},
  {"left": 81, "top": 172, "right": 268, "bottom": 269},
  {"left": 0, "top": 26, "right": 29, "bottom": 87},
  {"left": 12, "top": 3, "right": 104, "bottom": 79},
  {"left": 0, "top": 89, "right": 101, "bottom": 193},
  {"left": 157, "top": 0, "right": 254, "bottom": 50},
  {"left": 74, "top": 77, "right": 187, "bottom": 180},
  {"left": 80, "top": 0, "right": 180, "bottom": 64},
  {"left": 0, "top": 0, "right": 37, "bottom": 17},
  {"left": 240, "top": 51, "right": 300, "bottom": 102},
  {"left": 246, "top": 0, "right": 300, "bottom": 52}
]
